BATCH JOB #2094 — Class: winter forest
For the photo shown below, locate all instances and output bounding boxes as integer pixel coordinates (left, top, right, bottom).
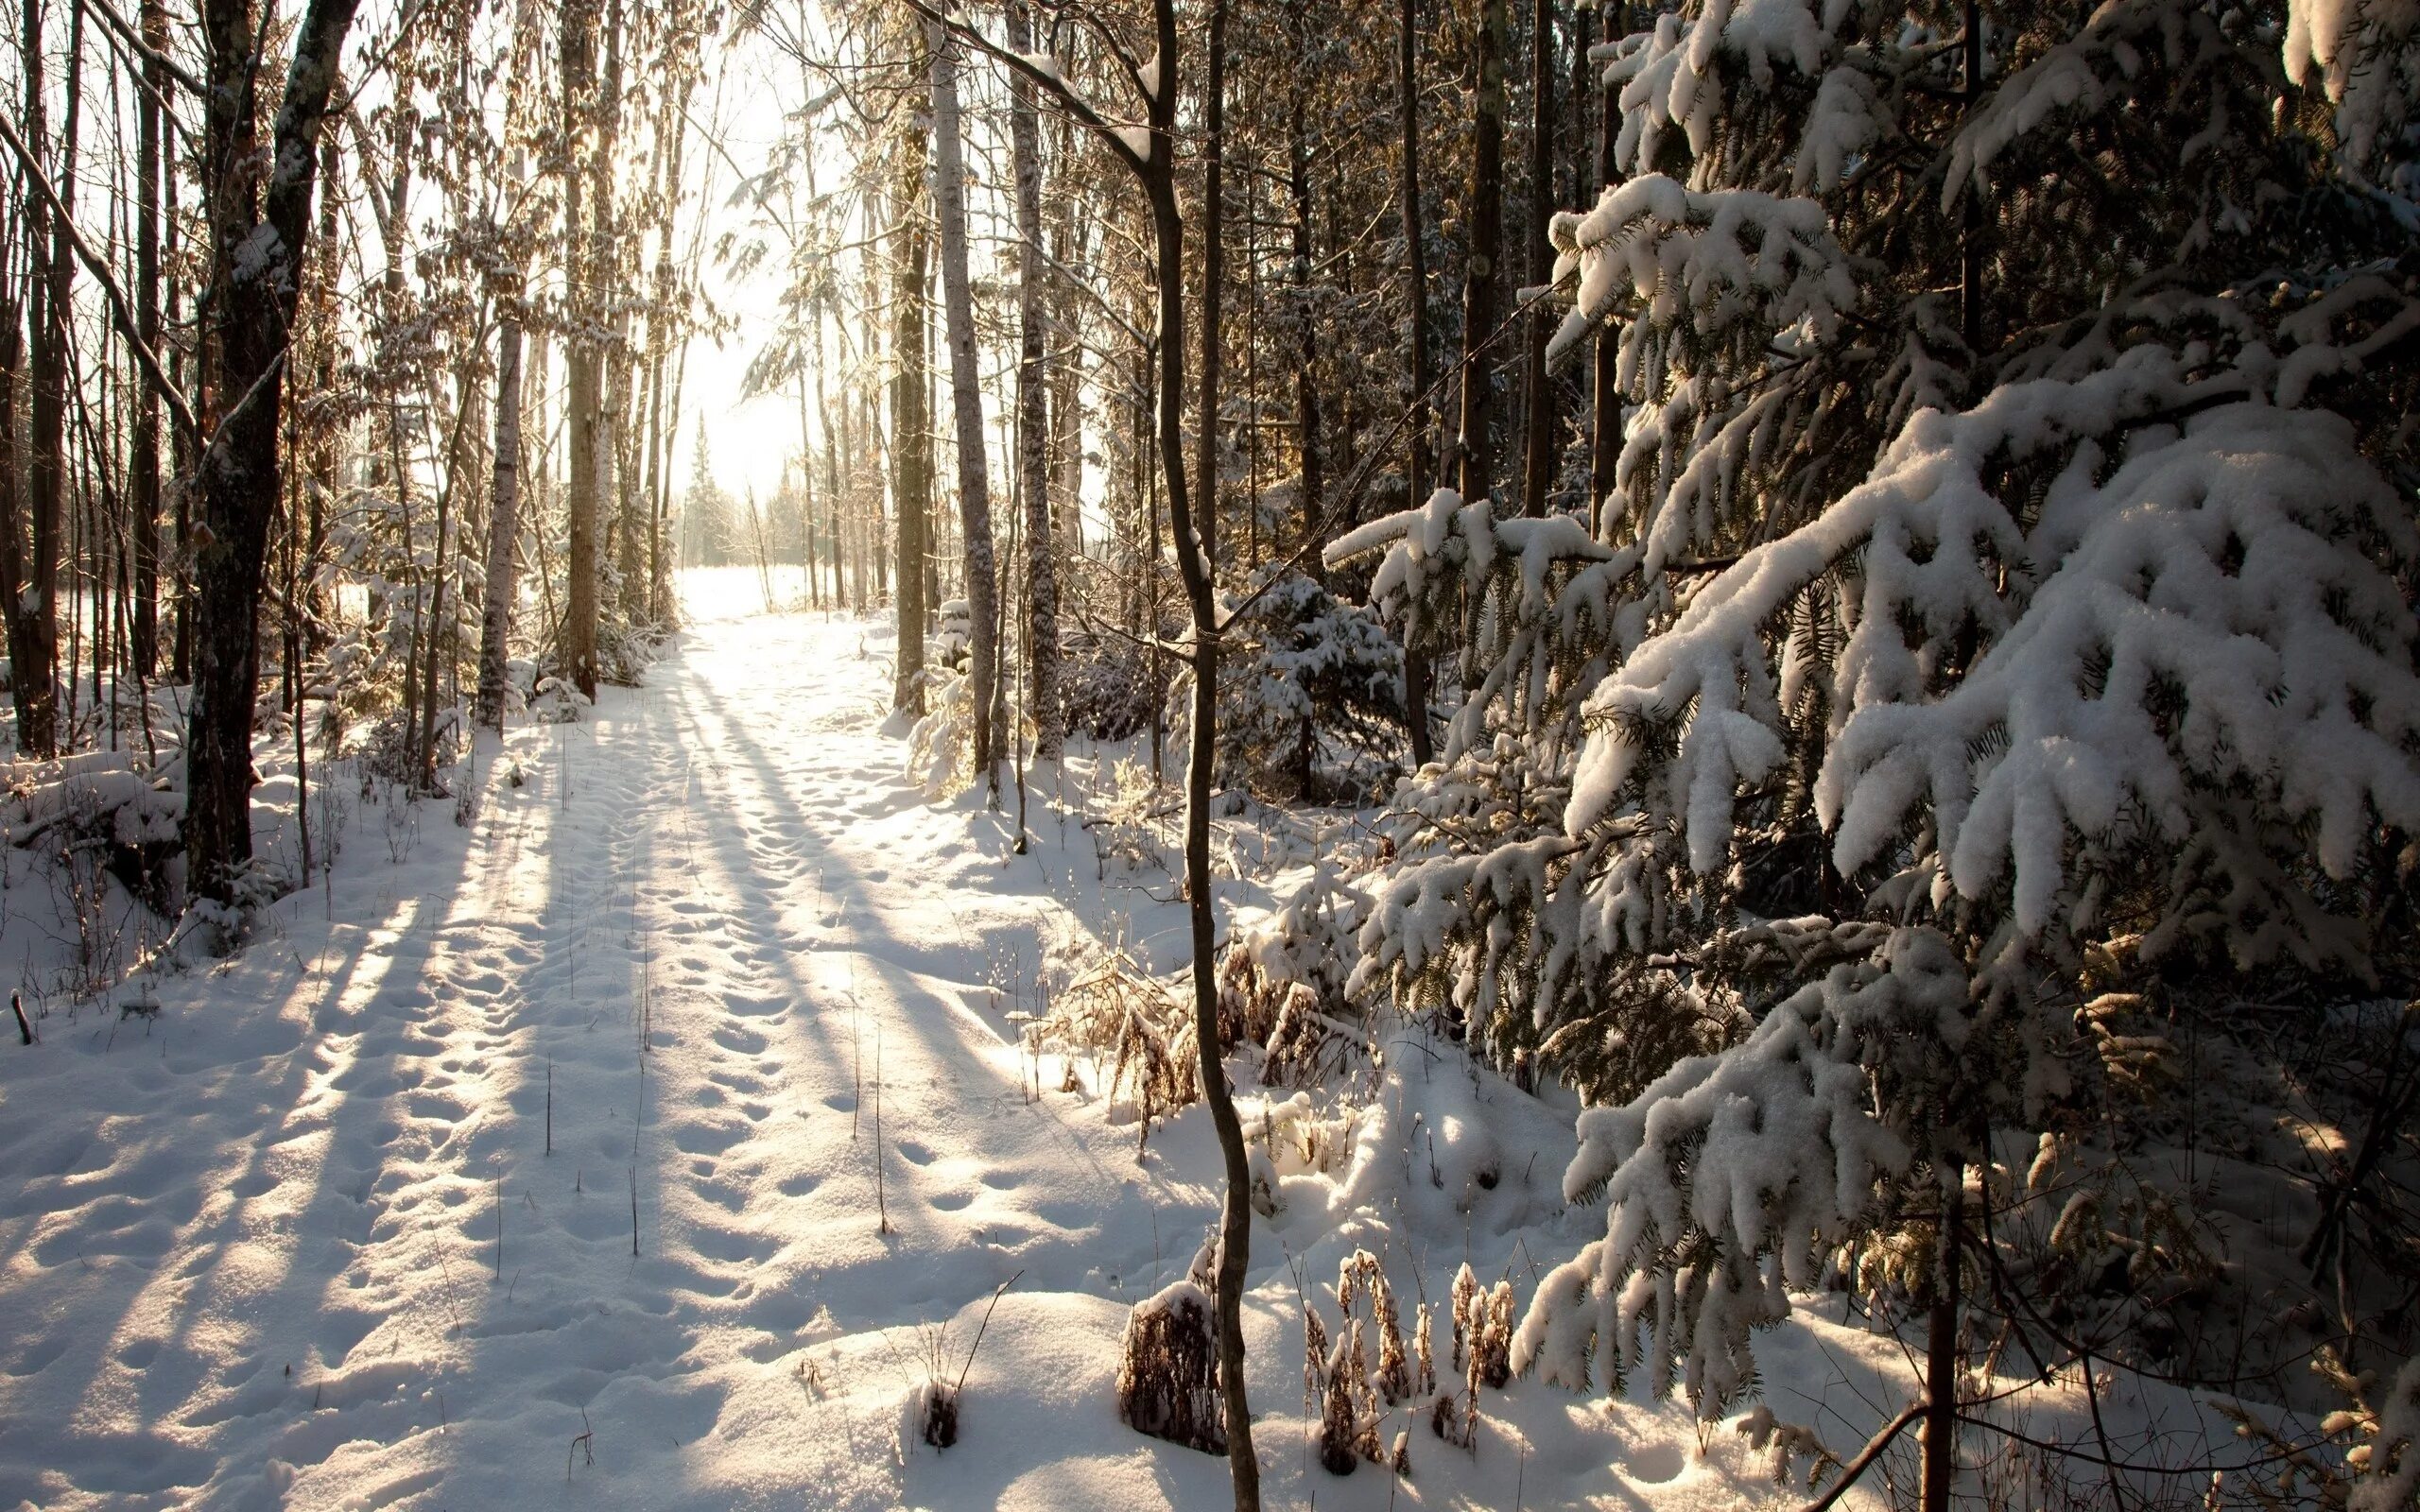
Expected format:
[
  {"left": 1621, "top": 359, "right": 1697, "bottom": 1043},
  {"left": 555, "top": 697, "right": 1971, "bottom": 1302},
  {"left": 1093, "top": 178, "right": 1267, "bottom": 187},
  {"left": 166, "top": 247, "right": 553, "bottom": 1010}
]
[{"left": 0, "top": 0, "right": 2413, "bottom": 1506}]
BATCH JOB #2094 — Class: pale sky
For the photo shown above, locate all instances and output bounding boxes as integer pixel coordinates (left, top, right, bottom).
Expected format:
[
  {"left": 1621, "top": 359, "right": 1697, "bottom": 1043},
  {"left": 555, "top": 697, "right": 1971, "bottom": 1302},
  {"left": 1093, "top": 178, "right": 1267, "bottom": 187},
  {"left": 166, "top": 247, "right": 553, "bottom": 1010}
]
[
  {"left": 676, "top": 19, "right": 1035, "bottom": 513},
  {"left": 677, "top": 42, "right": 812, "bottom": 505}
]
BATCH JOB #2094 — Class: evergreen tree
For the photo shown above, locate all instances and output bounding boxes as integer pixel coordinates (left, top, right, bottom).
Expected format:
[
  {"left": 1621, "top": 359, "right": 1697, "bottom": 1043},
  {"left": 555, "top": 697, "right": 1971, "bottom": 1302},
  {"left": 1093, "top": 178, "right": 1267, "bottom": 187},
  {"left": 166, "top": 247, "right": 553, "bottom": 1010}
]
[{"left": 1332, "top": 0, "right": 2420, "bottom": 1455}]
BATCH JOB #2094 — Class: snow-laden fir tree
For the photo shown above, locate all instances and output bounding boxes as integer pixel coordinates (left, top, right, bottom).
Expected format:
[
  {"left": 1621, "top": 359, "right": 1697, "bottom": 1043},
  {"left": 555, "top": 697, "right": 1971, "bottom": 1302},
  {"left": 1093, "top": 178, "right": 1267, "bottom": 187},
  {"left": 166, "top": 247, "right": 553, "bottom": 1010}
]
[
  {"left": 1185, "top": 567, "right": 1405, "bottom": 801},
  {"left": 1330, "top": 0, "right": 2419, "bottom": 1446}
]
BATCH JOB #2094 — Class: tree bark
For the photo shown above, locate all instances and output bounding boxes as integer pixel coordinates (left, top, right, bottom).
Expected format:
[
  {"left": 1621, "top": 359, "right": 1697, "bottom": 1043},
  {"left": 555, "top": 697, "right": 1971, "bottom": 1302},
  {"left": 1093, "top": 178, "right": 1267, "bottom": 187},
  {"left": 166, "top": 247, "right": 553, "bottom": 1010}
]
[
  {"left": 1458, "top": 0, "right": 1507, "bottom": 503},
  {"left": 187, "top": 0, "right": 361, "bottom": 906},
  {"left": 1588, "top": 0, "right": 1620, "bottom": 538},
  {"left": 0, "top": 297, "right": 23, "bottom": 726},
  {"left": 1286, "top": 25, "right": 1319, "bottom": 563},
  {"left": 927, "top": 8, "right": 1001, "bottom": 796},
  {"left": 476, "top": 298, "right": 526, "bottom": 733},
  {"left": 891, "top": 90, "right": 932, "bottom": 716},
  {"left": 1048, "top": 199, "right": 1086, "bottom": 560},
  {"left": 561, "top": 0, "right": 600, "bottom": 697},
  {"left": 1006, "top": 0, "right": 1062, "bottom": 760},
  {"left": 597, "top": 0, "right": 631, "bottom": 637},
  {"left": 1198, "top": 0, "right": 1228, "bottom": 579},
  {"left": 130, "top": 0, "right": 165, "bottom": 679},
  {"left": 1399, "top": 0, "right": 1434, "bottom": 767},
  {"left": 1517, "top": 0, "right": 1556, "bottom": 518},
  {"left": 17, "top": 0, "right": 75, "bottom": 759},
  {"left": 1923, "top": 1167, "right": 1962, "bottom": 1512}
]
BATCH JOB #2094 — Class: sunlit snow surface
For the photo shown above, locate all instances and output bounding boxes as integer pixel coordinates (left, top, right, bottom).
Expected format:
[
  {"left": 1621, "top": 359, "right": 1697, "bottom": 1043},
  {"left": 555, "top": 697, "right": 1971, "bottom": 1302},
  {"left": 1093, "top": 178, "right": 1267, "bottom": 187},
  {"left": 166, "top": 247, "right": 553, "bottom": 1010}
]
[{"left": 0, "top": 569, "right": 2253, "bottom": 1508}]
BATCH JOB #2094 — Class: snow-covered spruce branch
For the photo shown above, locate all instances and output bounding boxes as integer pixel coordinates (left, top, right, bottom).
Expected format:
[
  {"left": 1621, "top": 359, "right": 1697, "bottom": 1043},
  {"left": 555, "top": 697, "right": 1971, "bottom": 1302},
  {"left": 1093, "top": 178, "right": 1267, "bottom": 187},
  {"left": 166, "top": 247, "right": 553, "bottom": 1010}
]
[
  {"left": 1571, "top": 367, "right": 2420, "bottom": 963},
  {"left": 1542, "top": 174, "right": 1853, "bottom": 374},
  {"left": 1512, "top": 926, "right": 1973, "bottom": 1418}
]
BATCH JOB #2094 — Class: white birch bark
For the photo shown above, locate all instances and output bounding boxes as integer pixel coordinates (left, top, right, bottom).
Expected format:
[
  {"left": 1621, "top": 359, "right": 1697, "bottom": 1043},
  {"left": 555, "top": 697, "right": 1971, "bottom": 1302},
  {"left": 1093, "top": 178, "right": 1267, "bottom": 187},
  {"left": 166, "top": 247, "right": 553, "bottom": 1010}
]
[{"left": 926, "top": 9, "right": 1001, "bottom": 792}]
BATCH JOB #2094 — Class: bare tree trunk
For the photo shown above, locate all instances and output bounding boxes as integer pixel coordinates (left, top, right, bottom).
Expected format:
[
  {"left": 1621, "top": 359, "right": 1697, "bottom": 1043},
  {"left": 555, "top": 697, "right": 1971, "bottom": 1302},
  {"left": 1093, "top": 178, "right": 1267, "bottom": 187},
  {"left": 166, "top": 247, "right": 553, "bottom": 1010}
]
[
  {"left": 1458, "top": 0, "right": 1506, "bottom": 503},
  {"left": 130, "top": 0, "right": 164, "bottom": 679},
  {"left": 926, "top": 7, "right": 1000, "bottom": 798},
  {"left": 476, "top": 297, "right": 526, "bottom": 732},
  {"left": 1398, "top": 0, "right": 1434, "bottom": 767},
  {"left": 1517, "top": 0, "right": 1555, "bottom": 518},
  {"left": 1198, "top": 0, "right": 1228, "bottom": 579},
  {"left": 561, "top": 0, "right": 600, "bottom": 697},
  {"left": 890, "top": 93, "right": 931, "bottom": 716},
  {"left": 1005, "top": 0, "right": 1061, "bottom": 759},
  {"left": 1147, "top": 87, "right": 1265, "bottom": 1512},
  {"left": 1047, "top": 199, "right": 1085, "bottom": 560},
  {"left": 17, "top": 0, "right": 76, "bottom": 759},
  {"left": 0, "top": 297, "right": 24, "bottom": 726},
  {"left": 1588, "top": 1, "right": 1621, "bottom": 538},
  {"left": 187, "top": 0, "right": 360, "bottom": 907},
  {"left": 1924, "top": 1166, "right": 1962, "bottom": 1512},
  {"left": 597, "top": 0, "right": 631, "bottom": 639},
  {"left": 1286, "top": 21, "right": 1319, "bottom": 563}
]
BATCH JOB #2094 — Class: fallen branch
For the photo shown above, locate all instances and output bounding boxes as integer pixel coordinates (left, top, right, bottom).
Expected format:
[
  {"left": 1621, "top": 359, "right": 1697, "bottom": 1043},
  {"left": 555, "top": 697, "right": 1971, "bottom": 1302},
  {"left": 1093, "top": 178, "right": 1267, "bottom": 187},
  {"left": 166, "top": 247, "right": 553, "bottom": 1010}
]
[{"left": 1801, "top": 1399, "right": 1925, "bottom": 1512}]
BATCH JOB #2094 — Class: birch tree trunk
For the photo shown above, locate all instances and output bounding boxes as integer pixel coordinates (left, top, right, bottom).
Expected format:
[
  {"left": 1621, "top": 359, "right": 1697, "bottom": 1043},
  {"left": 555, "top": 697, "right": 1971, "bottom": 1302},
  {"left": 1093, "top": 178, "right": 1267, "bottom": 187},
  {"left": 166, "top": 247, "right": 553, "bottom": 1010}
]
[
  {"left": 1005, "top": 0, "right": 1061, "bottom": 759},
  {"left": 926, "top": 9, "right": 1000, "bottom": 795},
  {"left": 0, "top": 300, "right": 22, "bottom": 725},
  {"left": 476, "top": 297, "right": 526, "bottom": 732}
]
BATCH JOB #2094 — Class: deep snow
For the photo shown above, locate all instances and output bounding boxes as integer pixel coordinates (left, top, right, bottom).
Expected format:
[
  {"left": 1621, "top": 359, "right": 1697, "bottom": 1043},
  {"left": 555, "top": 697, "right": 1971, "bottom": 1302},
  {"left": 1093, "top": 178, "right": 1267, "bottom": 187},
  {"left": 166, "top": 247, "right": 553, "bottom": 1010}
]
[{"left": 0, "top": 573, "right": 2273, "bottom": 1509}]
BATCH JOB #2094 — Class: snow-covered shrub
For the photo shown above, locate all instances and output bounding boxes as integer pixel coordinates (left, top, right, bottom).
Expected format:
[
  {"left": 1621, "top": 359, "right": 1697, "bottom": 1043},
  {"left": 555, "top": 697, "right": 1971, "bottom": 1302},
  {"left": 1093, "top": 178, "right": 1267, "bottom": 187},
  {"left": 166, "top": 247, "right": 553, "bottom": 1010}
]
[
  {"left": 1030, "top": 949, "right": 1202, "bottom": 1145},
  {"left": 905, "top": 667, "right": 976, "bottom": 799},
  {"left": 595, "top": 615, "right": 670, "bottom": 688},
  {"left": 1119, "top": 1282, "right": 1223, "bottom": 1452},
  {"left": 2350, "top": 1354, "right": 2420, "bottom": 1512},
  {"left": 526, "top": 676, "right": 590, "bottom": 725},
  {"left": 354, "top": 706, "right": 463, "bottom": 791},
  {"left": 1302, "top": 1248, "right": 1427, "bottom": 1476},
  {"left": 933, "top": 598, "right": 974, "bottom": 671},
  {"left": 1327, "top": 0, "right": 2420, "bottom": 1438},
  {"left": 1192, "top": 567, "right": 1403, "bottom": 801},
  {"left": 1217, "top": 866, "right": 1368, "bottom": 1086},
  {"left": 1238, "top": 1091, "right": 1363, "bottom": 1214},
  {"left": 5, "top": 751, "right": 183, "bottom": 921},
  {"left": 1056, "top": 627, "right": 1159, "bottom": 741},
  {"left": 1118, "top": 1244, "right": 1227, "bottom": 1455}
]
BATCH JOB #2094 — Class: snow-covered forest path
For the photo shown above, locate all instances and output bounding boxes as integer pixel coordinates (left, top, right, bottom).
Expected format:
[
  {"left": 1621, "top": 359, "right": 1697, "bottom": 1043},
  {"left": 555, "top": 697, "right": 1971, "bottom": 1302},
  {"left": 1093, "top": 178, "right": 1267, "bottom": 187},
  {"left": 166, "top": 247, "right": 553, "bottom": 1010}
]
[
  {"left": 0, "top": 576, "right": 1941, "bottom": 1512},
  {"left": 0, "top": 576, "right": 1258, "bottom": 1510}
]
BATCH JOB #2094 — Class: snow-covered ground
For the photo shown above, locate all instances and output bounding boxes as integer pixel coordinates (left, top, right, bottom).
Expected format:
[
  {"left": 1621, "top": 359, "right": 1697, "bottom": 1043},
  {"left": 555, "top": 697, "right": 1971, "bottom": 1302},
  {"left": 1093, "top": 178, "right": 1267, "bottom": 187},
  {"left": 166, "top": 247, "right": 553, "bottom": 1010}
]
[{"left": 0, "top": 572, "right": 2262, "bottom": 1509}]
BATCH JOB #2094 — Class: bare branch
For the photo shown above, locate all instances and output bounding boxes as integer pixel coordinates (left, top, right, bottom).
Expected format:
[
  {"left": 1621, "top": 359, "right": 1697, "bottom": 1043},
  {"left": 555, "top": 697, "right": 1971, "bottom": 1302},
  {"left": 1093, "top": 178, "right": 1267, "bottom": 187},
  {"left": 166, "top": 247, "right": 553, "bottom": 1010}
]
[
  {"left": 75, "top": 0, "right": 208, "bottom": 97},
  {"left": 898, "top": 0, "right": 1146, "bottom": 178},
  {"left": 0, "top": 107, "right": 201, "bottom": 448}
]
